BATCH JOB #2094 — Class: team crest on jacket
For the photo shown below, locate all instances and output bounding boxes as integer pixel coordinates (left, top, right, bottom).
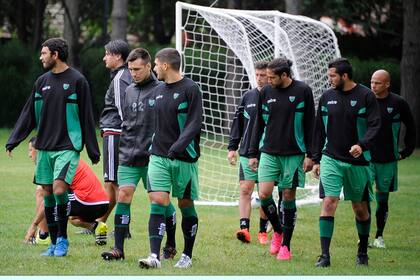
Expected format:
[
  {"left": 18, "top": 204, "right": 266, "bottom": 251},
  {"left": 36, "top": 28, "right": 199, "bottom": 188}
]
[
  {"left": 350, "top": 100, "right": 357, "bottom": 107},
  {"left": 289, "top": 96, "right": 295, "bottom": 102},
  {"left": 63, "top": 83, "right": 70, "bottom": 90},
  {"left": 148, "top": 99, "right": 155, "bottom": 107},
  {"left": 173, "top": 93, "right": 179, "bottom": 99},
  {"left": 387, "top": 107, "right": 393, "bottom": 113}
]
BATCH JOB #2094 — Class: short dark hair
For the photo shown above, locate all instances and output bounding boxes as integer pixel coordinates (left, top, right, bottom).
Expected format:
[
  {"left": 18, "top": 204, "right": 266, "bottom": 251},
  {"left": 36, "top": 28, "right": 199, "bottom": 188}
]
[
  {"left": 255, "top": 61, "right": 268, "bottom": 70},
  {"left": 126, "top": 48, "right": 151, "bottom": 64},
  {"left": 328, "top": 57, "right": 353, "bottom": 79},
  {"left": 105, "top": 39, "right": 130, "bottom": 62},
  {"left": 29, "top": 136, "right": 37, "bottom": 145},
  {"left": 267, "top": 58, "right": 293, "bottom": 77},
  {"left": 155, "top": 48, "right": 181, "bottom": 71},
  {"left": 41, "top": 38, "right": 68, "bottom": 62}
]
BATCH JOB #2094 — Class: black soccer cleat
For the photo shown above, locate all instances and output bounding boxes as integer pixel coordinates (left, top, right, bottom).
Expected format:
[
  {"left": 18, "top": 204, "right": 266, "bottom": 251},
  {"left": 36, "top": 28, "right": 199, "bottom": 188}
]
[
  {"left": 101, "top": 248, "right": 125, "bottom": 261},
  {"left": 161, "top": 246, "right": 177, "bottom": 260},
  {"left": 315, "top": 254, "right": 331, "bottom": 268},
  {"left": 356, "top": 253, "right": 368, "bottom": 266}
]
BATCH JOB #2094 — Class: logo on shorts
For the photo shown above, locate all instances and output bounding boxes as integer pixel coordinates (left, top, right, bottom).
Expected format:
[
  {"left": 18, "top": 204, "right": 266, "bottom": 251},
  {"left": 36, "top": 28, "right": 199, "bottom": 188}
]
[
  {"left": 63, "top": 83, "right": 70, "bottom": 90},
  {"left": 173, "top": 93, "right": 179, "bottom": 99},
  {"left": 350, "top": 100, "right": 357, "bottom": 107},
  {"left": 387, "top": 107, "right": 393, "bottom": 113},
  {"left": 289, "top": 96, "right": 295, "bottom": 102}
]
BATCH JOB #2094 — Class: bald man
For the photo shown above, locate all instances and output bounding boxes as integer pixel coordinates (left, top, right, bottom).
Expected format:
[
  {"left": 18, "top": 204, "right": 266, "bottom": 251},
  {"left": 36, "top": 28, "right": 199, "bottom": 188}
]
[{"left": 370, "top": 69, "right": 416, "bottom": 248}]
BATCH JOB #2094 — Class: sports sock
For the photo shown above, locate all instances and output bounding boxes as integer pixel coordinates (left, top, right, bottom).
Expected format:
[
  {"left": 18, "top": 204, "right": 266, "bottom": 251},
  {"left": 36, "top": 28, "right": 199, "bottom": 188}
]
[
  {"left": 375, "top": 192, "right": 389, "bottom": 238},
  {"left": 54, "top": 191, "right": 69, "bottom": 239},
  {"left": 44, "top": 193, "right": 58, "bottom": 245},
  {"left": 180, "top": 205, "right": 198, "bottom": 258},
  {"left": 165, "top": 202, "right": 177, "bottom": 248},
  {"left": 260, "top": 196, "right": 282, "bottom": 234},
  {"left": 240, "top": 218, "right": 250, "bottom": 230},
  {"left": 259, "top": 217, "right": 269, "bottom": 233},
  {"left": 149, "top": 203, "right": 166, "bottom": 257},
  {"left": 319, "top": 216, "right": 334, "bottom": 256},
  {"left": 277, "top": 189, "right": 283, "bottom": 234},
  {"left": 114, "top": 202, "right": 130, "bottom": 253},
  {"left": 281, "top": 200, "right": 296, "bottom": 250},
  {"left": 39, "top": 230, "right": 49, "bottom": 240},
  {"left": 356, "top": 217, "right": 371, "bottom": 254}
]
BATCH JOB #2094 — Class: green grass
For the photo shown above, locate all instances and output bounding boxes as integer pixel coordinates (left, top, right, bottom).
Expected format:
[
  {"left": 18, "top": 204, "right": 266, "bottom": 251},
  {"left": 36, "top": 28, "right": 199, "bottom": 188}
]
[{"left": 0, "top": 128, "right": 420, "bottom": 275}]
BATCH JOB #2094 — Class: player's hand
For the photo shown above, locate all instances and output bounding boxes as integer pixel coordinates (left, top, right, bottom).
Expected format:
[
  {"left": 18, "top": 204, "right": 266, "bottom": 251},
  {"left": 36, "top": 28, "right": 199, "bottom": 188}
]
[
  {"left": 6, "top": 150, "right": 12, "bottom": 157},
  {"left": 248, "top": 158, "right": 259, "bottom": 172},
  {"left": 349, "top": 144, "right": 363, "bottom": 158},
  {"left": 24, "top": 224, "right": 37, "bottom": 244},
  {"left": 227, "top": 150, "right": 237, "bottom": 165},
  {"left": 303, "top": 156, "right": 314, "bottom": 172},
  {"left": 312, "top": 164, "right": 320, "bottom": 179}
]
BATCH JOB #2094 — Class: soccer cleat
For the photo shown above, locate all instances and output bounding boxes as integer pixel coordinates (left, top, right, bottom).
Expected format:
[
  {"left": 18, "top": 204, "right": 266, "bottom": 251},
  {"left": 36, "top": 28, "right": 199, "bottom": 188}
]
[
  {"left": 315, "top": 254, "right": 331, "bottom": 267},
  {"left": 40, "top": 244, "right": 56, "bottom": 257},
  {"left": 36, "top": 230, "right": 50, "bottom": 245},
  {"left": 174, "top": 253, "right": 192, "bottom": 269},
  {"left": 236, "top": 228, "right": 251, "bottom": 243},
  {"left": 101, "top": 248, "right": 125, "bottom": 261},
  {"left": 54, "top": 237, "right": 69, "bottom": 257},
  {"left": 138, "top": 254, "right": 161, "bottom": 269},
  {"left": 372, "top": 236, "right": 386, "bottom": 249},
  {"left": 356, "top": 253, "right": 369, "bottom": 266},
  {"left": 270, "top": 232, "right": 283, "bottom": 255},
  {"left": 277, "top": 245, "right": 292, "bottom": 260},
  {"left": 161, "top": 246, "right": 177, "bottom": 260},
  {"left": 95, "top": 222, "right": 108, "bottom": 246},
  {"left": 257, "top": 232, "right": 269, "bottom": 245}
]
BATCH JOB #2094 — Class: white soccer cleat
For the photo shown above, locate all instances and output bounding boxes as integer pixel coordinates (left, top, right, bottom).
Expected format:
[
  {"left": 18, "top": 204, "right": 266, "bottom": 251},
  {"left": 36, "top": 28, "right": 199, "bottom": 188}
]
[
  {"left": 372, "top": 236, "right": 386, "bottom": 249},
  {"left": 138, "top": 253, "right": 161, "bottom": 269},
  {"left": 174, "top": 253, "right": 192, "bottom": 269}
]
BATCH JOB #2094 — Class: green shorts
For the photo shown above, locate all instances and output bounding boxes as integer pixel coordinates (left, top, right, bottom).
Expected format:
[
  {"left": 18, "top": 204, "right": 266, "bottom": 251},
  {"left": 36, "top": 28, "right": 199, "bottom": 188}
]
[
  {"left": 118, "top": 165, "right": 148, "bottom": 189},
  {"left": 257, "top": 153, "right": 305, "bottom": 189},
  {"left": 320, "top": 155, "right": 372, "bottom": 202},
  {"left": 35, "top": 150, "right": 80, "bottom": 185},
  {"left": 147, "top": 155, "right": 199, "bottom": 200},
  {"left": 370, "top": 161, "right": 398, "bottom": 192},
  {"left": 239, "top": 156, "right": 258, "bottom": 181}
]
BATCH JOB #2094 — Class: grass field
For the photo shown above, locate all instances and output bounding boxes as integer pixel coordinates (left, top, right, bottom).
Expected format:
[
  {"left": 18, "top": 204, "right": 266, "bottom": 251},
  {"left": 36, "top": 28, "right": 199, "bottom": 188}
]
[{"left": 0, "top": 128, "right": 419, "bottom": 276}]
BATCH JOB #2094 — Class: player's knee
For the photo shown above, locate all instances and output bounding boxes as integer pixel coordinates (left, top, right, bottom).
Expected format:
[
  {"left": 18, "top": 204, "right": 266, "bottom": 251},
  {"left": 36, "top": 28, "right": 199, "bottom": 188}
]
[
  {"left": 117, "top": 187, "right": 134, "bottom": 203},
  {"left": 282, "top": 188, "right": 296, "bottom": 201}
]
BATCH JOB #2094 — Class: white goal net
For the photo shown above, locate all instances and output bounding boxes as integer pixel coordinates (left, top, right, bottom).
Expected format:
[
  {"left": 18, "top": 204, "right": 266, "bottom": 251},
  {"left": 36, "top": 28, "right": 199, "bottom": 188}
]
[{"left": 175, "top": 1, "right": 341, "bottom": 206}]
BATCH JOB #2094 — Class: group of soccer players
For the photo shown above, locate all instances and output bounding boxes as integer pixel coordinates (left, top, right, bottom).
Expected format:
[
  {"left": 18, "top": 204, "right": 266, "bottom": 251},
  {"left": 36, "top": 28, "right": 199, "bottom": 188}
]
[
  {"left": 228, "top": 58, "right": 416, "bottom": 267},
  {"left": 4, "top": 36, "right": 416, "bottom": 270},
  {"left": 6, "top": 38, "right": 202, "bottom": 269}
]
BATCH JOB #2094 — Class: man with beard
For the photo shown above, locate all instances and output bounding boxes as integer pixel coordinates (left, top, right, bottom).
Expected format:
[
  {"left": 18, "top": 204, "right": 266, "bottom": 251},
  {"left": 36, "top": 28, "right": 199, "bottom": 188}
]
[
  {"left": 312, "top": 58, "right": 381, "bottom": 267},
  {"left": 6, "top": 38, "right": 100, "bottom": 257}
]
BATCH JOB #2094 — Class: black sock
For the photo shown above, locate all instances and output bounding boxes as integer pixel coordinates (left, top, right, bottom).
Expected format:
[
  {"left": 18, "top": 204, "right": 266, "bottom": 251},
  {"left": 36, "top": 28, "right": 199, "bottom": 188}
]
[
  {"left": 240, "top": 218, "right": 250, "bottom": 230},
  {"left": 55, "top": 192, "right": 70, "bottom": 239},
  {"left": 44, "top": 204, "right": 58, "bottom": 245},
  {"left": 259, "top": 218, "right": 269, "bottom": 233},
  {"left": 277, "top": 191, "right": 283, "bottom": 234},
  {"left": 149, "top": 204, "right": 166, "bottom": 257},
  {"left": 165, "top": 202, "right": 177, "bottom": 248},
  {"left": 375, "top": 194, "right": 389, "bottom": 238},
  {"left": 39, "top": 230, "right": 49, "bottom": 240},
  {"left": 281, "top": 200, "right": 297, "bottom": 250},
  {"left": 356, "top": 217, "right": 371, "bottom": 254},
  {"left": 261, "top": 197, "right": 282, "bottom": 234},
  {"left": 114, "top": 203, "right": 130, "bottom": 253},
  {"left": 180, "top": 206, "right": 198, "bottom": 258}
]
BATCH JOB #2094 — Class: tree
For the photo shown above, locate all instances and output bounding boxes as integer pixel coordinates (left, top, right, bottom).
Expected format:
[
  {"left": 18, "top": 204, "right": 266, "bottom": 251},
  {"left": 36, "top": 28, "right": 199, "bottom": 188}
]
[
  {"left": 63, "top": 0, "right": 81, "bottom": 69},
  {"left": 401, "top": 0, "right": 420, "bottom": 146},
  {"left": 110, "top": 0, "right": 128, "bottom": 41}
]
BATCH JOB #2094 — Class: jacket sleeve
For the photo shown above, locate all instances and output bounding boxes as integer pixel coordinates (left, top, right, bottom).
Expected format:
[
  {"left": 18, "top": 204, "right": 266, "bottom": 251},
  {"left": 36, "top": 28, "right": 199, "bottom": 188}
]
[
  {"left": 77, "top": 77, "right": 100, "bottom": 163},
  {"left": 304, "top": 86, "right": 315, "bottom": 158},
  {"left": 168, "top": 84, "right": 203, "bottom": 157},
  {"left": 357, "top": 92, "right": 381, "bottom": 151},
  {"left": 227, "top": 97, "right": 245, "bottom": 151},
  {"left": 312, "top": 97, "right": 326, "bottom": 164},
  {"left": 248, "top": 91, "right": 264, "bottom": 158},
  {"left": 5, "top": 86, "right": 36, "bottom": 151},
  {"left": 399, "top": 98, "right": 416, "bottom": 159}
]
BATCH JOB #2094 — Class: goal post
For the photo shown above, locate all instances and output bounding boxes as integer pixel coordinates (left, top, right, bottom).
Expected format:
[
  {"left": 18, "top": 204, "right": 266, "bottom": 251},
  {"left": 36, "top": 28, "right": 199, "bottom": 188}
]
[{"left": 175, "top": 1, "right": 340, "bottom": 206}]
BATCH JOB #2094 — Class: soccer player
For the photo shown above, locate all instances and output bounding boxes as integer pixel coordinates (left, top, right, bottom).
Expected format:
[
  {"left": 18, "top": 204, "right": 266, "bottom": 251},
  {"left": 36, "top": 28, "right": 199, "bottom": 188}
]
[
  {"left": 138, "top": 48, "right": 202, "bottom": 269},
  {"left": 228, "top": 61, "right": 271, "bottom": 245},
  {"left": 99, "top": 40, "right": 132, "bottom": 229},
  {"left": 248, "top": 58, "right": 315, "bottom": 261},
  {"left": 101, "top": 48, "right": 160, "bottom": 260},
  {"left": 312, "top": 58, "right": 381, "bottom": 267},
  {"left": 6, "top": 38, "right": 100, "bottom": 257},
  {"left": 24, "top": 137, "right": 110, "bottom": 246},
  {"left": 369, "top": 69, "right": 416, "bottom": 248}
]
